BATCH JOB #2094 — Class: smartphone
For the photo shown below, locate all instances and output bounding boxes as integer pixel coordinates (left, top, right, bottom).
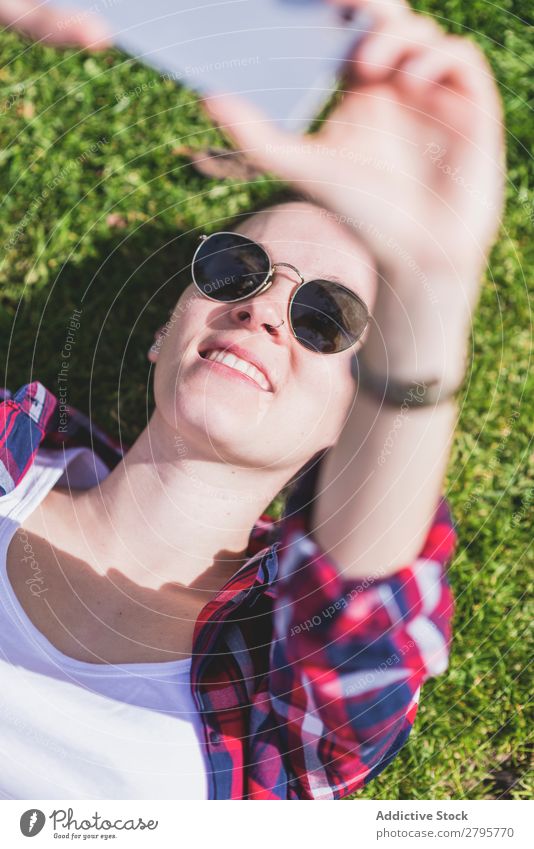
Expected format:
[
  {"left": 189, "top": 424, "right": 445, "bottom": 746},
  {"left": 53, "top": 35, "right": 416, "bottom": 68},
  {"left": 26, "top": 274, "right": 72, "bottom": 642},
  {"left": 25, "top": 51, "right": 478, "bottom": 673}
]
[{"left": 49, "top": 0, "right": 369, "bottom": 130}]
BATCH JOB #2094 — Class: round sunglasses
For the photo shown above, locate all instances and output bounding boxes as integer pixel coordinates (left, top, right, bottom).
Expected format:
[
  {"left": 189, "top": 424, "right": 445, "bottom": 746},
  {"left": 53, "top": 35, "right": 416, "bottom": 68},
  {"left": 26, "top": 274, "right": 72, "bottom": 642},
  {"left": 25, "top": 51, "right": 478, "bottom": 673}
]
[{"left": 191, "top": 231, "right": 370, "bottom": 354}]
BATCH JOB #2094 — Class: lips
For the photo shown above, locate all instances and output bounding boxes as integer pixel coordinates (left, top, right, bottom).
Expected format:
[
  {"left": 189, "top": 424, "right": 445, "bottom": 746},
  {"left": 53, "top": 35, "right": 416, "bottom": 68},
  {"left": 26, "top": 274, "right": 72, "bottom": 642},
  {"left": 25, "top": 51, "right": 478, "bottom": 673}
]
[{"left": 198, "top": 340, "right": 274, "bottom": 392}]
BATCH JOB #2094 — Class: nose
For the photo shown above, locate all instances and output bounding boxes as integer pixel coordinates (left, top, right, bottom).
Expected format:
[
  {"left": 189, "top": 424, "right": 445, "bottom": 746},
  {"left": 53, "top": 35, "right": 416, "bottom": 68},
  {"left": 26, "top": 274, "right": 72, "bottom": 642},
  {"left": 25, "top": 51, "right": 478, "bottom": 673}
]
[
  {"left": 229, "top": 301, "right": 285, "bottom": 337},
  {"left": 228, "top": 270, "right": 294, "bottom": 338}
]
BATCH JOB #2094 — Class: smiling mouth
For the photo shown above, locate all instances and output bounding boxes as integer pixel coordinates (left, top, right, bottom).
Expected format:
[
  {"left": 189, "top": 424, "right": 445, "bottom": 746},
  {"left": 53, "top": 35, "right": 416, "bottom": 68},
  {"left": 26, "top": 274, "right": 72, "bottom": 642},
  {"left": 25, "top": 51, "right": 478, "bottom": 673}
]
[{"left": 199, "top": 349, "right": 273, "bottom": 392}]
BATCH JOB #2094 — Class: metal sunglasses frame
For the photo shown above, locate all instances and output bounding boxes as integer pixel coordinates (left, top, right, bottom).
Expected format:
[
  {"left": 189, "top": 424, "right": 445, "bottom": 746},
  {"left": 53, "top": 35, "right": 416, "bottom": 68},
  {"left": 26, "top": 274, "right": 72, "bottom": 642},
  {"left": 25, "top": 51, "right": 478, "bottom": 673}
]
[{"left": 191, "top": 231, "right": 370, "bottom": 353}]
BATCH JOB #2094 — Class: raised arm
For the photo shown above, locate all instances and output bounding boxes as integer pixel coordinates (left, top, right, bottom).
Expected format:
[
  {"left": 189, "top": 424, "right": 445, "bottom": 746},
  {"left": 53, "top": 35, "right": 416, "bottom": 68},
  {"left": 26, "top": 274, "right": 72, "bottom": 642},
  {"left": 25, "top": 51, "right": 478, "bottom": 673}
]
[{"left": 202, "top": 0, "right": 504, "bottom": 581}]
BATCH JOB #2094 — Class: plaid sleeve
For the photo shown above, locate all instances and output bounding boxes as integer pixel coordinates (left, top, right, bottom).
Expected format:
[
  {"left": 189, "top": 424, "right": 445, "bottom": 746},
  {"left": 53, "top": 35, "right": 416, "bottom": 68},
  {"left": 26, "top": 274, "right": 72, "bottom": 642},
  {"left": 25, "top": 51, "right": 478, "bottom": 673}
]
[
  {"left": 268, "top": 482, "right": 457, "bottom": 800},
  {"left": 0, "top": 383, "right": 123, "bottom": 498},
  {"left": 0, "top": 382, "right": 57, "bottom": 496}
]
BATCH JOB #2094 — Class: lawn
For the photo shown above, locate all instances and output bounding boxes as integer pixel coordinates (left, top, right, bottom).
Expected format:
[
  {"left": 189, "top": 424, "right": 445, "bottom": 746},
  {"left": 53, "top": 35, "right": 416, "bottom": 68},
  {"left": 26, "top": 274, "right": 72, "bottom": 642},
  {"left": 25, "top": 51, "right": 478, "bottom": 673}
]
[{"left": 0, "top": 0, "right": 532, "bottom": 800}]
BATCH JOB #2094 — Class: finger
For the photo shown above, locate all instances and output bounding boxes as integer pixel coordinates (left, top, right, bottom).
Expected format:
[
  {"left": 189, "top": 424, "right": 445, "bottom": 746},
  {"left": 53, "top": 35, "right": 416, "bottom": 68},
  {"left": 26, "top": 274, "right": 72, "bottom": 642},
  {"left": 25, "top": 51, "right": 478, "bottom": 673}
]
[
  {"left": 398, "top": 36, "right": 503, "bottom": 164},
  {"left": 345, "top": 12, "right": 443, "bottom": 83},
  {"left": 326, "top": 0, "right": 409, "bottom": 23},
  {"left": 398, "top": 36, "right": 501, "bottom": 118},
  {"left": 0, "top": 0, "right": 111, "bottom": 49},
  {"left": 201, "top": 93, "right": 308, "bottom": 179},
  {"left": 43, "top": 11, "right": 112, "bottom": 49},
  {"left": 396, "top": 36, "right": 504, "bottom": 213}
]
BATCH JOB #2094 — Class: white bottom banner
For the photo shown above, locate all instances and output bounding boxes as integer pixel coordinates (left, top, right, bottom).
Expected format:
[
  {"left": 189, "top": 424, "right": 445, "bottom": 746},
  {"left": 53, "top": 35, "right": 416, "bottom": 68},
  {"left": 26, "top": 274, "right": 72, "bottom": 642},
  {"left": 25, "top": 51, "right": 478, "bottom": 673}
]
[{"left": 1, "top": 799, "right": 531, "bottom": 848}]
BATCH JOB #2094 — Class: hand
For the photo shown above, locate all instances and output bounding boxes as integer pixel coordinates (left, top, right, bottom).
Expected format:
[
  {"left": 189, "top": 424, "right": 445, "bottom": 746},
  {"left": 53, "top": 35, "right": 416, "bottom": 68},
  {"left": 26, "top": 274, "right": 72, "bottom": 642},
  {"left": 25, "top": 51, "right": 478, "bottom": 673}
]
[
  {"left": 0, "top": 0, "right": 111, "bottom": 49},
  {"left": 202, "top": 0, "right": 504, "bottom": 314}
]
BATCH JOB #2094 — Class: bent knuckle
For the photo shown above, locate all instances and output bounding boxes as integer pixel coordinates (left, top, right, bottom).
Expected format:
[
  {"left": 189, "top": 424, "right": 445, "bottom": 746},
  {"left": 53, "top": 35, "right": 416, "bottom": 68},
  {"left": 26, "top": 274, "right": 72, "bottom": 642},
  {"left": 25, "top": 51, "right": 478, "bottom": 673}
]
[
  {"left": 447, "top": 35, "right": 489, "bottom": 68},
  {"left": 388, "top": 14, "right": 443, "bottom": 50}
]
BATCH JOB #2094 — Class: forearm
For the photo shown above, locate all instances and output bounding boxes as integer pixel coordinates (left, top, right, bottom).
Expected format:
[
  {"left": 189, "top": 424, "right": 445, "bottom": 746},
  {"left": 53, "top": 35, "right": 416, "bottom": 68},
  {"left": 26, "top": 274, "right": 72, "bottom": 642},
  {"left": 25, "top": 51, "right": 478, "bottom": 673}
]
[{"left": 312, "top": 278, "right": 470, "bottom": 581}]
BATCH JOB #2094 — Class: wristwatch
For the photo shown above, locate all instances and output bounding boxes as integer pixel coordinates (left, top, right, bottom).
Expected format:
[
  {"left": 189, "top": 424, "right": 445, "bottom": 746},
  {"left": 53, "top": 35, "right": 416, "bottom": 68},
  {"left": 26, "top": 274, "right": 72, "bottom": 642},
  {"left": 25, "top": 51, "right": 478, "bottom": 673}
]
[{"left": 353, "top": 351, "right": 462, "bottom": 408}]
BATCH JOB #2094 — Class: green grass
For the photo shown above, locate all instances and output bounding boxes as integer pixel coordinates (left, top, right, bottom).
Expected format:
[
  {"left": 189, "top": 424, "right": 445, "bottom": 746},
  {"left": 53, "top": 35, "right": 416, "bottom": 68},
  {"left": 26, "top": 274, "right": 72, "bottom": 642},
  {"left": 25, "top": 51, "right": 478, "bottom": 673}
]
[{"left": 0, "top": 1, "right": 532, "bottom": 800}]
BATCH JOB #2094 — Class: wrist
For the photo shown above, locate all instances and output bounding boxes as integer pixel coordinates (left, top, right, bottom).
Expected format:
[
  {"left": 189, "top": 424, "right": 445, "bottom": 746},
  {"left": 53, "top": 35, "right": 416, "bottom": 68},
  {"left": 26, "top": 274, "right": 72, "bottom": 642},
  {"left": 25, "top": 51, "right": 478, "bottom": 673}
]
[
  {"left": 362, "top": 284, "right": 472, "bottom": 391},
  {"left": 354, "top": 346, "right": 464, "bottom": 407}
]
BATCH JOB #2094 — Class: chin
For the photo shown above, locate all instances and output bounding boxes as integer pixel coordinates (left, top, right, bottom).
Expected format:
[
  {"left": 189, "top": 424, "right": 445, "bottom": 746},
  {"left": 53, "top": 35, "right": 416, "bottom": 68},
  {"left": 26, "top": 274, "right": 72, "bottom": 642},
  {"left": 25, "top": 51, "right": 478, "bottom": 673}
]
[{"left": 170, "top": 394, "right": 266, "bottom": 462}]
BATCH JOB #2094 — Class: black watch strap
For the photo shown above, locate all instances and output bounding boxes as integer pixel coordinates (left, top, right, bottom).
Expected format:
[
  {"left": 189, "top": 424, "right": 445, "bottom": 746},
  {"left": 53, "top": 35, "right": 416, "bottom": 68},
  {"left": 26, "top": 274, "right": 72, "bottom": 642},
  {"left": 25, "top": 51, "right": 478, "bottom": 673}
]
[{"left": 354, "top": 353, "right": 461, "bottom": 408}]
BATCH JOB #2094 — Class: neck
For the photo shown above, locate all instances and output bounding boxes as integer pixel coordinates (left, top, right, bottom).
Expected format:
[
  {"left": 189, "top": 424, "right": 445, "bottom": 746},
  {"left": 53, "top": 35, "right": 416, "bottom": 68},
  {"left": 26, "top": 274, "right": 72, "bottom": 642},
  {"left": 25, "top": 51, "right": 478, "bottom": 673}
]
[{"left": 73, "top": 409, "right": 290, "bottom": 591}]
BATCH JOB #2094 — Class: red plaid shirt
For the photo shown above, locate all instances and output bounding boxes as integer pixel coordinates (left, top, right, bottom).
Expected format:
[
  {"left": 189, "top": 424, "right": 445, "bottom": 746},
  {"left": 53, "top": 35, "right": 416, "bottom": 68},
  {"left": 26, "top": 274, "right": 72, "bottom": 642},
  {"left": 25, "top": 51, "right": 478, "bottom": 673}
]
[{"left": 0, "top": 382, "right": 457, "bottom": 799}]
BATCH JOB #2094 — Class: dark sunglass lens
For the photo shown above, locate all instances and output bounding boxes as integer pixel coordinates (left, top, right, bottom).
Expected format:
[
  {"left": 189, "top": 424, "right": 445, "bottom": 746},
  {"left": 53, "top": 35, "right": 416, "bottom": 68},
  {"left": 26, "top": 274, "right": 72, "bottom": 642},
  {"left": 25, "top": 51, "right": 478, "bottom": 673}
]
[
  {"left": 290, "top": 280, "right": 368, "bottom": 353},
  {"left": 193, "top": 233, "right": 270, "bottom": 301}
]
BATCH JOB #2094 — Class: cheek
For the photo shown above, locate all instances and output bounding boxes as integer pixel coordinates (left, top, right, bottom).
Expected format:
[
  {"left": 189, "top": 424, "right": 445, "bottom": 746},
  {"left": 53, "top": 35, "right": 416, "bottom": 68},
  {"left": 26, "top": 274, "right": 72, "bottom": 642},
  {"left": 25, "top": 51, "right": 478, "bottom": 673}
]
[
  {"left": 152, "top": 296, "right": 203, "bottom": 411},
  {"left": 159, "top": 289, "right": 211, "bottom": 364}
]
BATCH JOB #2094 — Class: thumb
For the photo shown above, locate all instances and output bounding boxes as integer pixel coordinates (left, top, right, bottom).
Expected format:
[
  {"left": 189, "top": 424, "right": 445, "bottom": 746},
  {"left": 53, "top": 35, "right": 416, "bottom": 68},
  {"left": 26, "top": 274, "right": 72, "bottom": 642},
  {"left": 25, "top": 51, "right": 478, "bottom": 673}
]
[{"left": 201, "top": 92, "right": 313, "bottom": 182}]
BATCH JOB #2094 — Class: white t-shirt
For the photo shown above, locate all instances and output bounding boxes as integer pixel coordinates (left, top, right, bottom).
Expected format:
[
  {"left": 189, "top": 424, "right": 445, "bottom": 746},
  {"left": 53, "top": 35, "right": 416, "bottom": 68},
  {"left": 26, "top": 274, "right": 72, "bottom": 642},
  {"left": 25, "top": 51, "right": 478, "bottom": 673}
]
[{"left": 0, "top": 447, "right": 208, "bottom": 800}]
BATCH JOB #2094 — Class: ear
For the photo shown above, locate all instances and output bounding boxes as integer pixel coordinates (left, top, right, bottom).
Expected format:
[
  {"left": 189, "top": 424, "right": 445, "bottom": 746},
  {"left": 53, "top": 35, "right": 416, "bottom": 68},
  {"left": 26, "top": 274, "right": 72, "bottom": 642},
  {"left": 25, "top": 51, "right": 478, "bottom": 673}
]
[{"left": 147, "top": 327, "right": 165, "bottom": 363}]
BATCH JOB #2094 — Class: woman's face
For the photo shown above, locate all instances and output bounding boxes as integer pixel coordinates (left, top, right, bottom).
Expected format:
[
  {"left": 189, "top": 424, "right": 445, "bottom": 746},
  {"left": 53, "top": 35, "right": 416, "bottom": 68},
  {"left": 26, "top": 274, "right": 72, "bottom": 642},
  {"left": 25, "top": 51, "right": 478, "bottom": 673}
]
[{"left": 153, "top": 201, "right": 377, "bottom": 473}]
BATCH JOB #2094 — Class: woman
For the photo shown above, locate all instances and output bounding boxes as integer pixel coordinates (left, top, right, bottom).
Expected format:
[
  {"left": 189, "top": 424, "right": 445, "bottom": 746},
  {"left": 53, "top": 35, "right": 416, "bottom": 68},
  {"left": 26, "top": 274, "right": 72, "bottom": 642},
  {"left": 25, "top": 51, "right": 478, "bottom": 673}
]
[{"left": 0, "top": 0, "right": 503, "bottom": 799}]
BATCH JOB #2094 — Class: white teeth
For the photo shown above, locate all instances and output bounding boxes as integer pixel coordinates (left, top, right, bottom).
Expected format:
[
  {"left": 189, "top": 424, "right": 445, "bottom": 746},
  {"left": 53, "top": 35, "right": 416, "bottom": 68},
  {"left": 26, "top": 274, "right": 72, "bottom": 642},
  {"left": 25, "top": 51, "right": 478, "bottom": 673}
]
[
  {"left": 233, "top": 359, "right": 249, "bottom": 375},
  {"left": 204, "top": 349, "right": 270, "bottom": 391},
  {"left": 224, "top": 353, "right": 238, "bottom": 368}
]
